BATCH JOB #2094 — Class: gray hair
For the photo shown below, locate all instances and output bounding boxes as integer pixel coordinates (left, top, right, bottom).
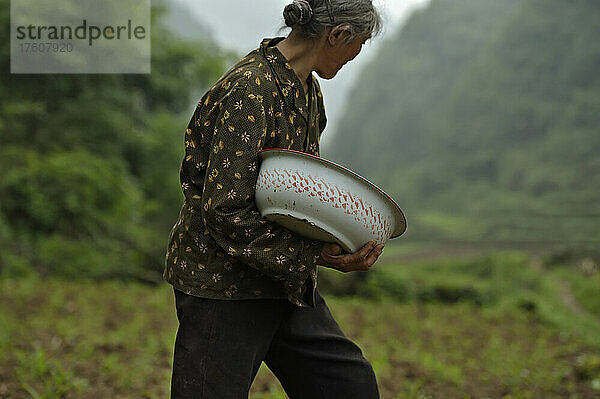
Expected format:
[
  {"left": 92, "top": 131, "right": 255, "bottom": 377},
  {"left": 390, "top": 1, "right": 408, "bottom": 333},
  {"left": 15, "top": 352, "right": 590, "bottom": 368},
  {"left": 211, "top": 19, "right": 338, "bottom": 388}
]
[{"left": 282, "top": 0, "right": 382, "bottom": 43}]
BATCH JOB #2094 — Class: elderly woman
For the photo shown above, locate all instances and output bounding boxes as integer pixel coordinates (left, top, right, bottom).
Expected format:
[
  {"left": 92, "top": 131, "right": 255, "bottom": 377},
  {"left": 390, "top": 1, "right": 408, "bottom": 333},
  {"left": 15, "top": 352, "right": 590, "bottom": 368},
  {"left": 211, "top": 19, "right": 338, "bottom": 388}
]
[{"left": 163, "top": 0, "right": 384, "bottom": 397}]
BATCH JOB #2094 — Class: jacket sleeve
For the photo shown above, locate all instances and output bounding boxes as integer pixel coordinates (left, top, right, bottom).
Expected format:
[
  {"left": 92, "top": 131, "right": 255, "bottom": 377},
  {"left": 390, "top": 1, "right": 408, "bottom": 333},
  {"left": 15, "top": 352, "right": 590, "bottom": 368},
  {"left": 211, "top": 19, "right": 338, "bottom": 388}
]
[{"left": 190, "top": 81, "right": 325, "bottom": 298}]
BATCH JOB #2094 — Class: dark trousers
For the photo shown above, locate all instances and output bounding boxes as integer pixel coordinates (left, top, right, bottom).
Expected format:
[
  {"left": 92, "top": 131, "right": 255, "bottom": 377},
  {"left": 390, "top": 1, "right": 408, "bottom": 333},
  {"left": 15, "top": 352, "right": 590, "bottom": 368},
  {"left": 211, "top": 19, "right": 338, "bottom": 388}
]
[{"left": 170, "top": 287, "right": 379, "bottom": 398}]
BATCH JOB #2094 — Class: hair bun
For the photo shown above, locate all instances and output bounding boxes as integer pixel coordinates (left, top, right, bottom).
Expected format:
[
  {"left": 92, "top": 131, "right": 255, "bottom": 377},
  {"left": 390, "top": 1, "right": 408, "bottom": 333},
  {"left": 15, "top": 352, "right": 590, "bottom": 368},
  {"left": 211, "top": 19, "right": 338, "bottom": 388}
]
[{"left": 283, "top": 0, "right": 313, "bottom": 27}]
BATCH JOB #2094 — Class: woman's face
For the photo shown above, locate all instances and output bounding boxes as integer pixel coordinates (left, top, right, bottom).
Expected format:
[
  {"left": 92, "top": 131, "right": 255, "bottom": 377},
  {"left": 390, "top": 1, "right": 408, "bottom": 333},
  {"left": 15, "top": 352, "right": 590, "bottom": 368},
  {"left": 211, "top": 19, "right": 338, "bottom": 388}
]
[{"left": 316, "top": 33, "right": 369, "bottom": 79}]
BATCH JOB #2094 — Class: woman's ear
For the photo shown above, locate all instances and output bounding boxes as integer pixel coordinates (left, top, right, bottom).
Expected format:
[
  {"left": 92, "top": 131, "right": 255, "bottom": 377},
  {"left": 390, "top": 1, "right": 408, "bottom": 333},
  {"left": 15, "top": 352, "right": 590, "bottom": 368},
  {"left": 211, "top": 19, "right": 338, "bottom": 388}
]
[{"left": 327, "top": 25, "right": 352, "bottom": 46}]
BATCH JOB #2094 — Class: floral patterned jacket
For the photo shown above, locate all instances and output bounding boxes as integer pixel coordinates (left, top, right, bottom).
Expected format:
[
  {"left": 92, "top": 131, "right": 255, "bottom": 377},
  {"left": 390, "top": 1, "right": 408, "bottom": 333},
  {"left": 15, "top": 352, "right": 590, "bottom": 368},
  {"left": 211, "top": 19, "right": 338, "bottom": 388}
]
[{"left": 163, "top": 37, "right": 328, "bottom": 308}]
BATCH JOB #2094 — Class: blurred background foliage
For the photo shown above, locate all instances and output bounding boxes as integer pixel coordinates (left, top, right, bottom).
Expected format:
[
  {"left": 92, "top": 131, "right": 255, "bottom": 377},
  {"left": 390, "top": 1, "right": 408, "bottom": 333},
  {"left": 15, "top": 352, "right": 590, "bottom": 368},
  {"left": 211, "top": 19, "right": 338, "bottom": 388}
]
[
  {"left": 0, "top": 0, "right": 597, "bottom": 288},
  {"left": 1, "top": 0, "right": 598, "bottom": 281},
  {"left": 0, "top": 0, "right": 236, "bottom": 281},
  {"left": 328, "top": 0, "right": 600, "bottom": 242}
]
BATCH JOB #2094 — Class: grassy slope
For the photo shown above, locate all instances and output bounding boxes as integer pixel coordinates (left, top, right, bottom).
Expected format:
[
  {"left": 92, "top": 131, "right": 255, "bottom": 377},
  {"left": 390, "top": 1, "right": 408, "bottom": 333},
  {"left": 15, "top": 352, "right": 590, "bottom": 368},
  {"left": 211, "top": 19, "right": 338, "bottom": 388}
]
[{"left": 2, "top": 249, "right": 599, "bottom": 398}]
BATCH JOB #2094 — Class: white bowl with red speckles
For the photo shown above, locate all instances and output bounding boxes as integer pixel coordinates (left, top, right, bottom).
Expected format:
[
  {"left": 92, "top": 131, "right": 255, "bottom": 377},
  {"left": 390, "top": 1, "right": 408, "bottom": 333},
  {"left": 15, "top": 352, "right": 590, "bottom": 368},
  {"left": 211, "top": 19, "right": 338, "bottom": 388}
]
[{"left": 255, "top": 148, "right": 407, "bottom": 253}]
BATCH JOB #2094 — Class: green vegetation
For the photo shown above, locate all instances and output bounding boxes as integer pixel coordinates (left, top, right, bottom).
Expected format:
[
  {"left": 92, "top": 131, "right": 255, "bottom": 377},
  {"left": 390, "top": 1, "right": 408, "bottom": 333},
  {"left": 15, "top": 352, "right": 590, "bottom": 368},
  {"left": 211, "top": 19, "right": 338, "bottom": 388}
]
[
  {"left": 328, "top": 0, "right": 600, "bottom": 242},
  {"left": 320, "top": 242, "right": 600, "bottom": 348},
  {"left": 0, "top": 0, "right": 235, "bottom": 281},
  {"left": 2, "top": 249, "right": 599, "bottom": 398}
]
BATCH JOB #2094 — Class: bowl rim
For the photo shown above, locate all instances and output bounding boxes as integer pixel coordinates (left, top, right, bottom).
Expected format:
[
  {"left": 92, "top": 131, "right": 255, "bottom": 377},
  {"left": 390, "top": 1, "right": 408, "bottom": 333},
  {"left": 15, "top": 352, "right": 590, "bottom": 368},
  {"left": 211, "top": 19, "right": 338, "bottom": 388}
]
[{"left": 258, "top": 148, "right": 407, "bottom": 238}]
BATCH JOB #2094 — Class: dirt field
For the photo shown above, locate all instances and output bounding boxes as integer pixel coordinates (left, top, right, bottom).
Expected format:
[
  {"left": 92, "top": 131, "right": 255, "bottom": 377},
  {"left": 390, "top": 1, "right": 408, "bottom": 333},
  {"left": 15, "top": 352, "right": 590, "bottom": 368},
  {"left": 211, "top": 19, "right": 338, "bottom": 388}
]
[{"left": 2, "top": 256, "right": 599, "bottom": 398}]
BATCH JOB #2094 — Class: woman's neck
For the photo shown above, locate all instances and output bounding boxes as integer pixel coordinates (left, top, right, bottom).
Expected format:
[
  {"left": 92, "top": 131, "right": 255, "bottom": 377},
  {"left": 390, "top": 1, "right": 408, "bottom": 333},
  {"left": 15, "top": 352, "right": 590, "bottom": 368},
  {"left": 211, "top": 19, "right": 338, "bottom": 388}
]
[{"left": 275, "top": 31, "right": 322, "bottom": 93}]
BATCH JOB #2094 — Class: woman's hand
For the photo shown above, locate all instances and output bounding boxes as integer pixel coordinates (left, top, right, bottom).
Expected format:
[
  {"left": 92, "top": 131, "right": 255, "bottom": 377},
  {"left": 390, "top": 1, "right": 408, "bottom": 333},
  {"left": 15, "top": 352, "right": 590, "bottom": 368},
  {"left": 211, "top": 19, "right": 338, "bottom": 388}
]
[{"left": 316, "top": 241, "right": 384, "bottom": 272}]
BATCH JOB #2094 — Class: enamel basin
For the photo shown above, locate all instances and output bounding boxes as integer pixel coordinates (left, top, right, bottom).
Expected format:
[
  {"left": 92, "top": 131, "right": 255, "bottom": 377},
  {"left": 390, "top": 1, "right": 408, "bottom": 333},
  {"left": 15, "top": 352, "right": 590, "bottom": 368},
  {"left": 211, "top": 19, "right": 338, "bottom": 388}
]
[{"left": 255, "top": 149, "right": 407, "bottom": 253}]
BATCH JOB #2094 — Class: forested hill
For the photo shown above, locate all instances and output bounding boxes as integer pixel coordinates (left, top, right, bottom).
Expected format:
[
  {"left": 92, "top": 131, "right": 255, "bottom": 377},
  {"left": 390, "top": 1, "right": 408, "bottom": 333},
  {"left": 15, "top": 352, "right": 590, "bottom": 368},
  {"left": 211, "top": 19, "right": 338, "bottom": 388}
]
[{"left": 327, "top": 0, "right": 600, "bottom": 242}]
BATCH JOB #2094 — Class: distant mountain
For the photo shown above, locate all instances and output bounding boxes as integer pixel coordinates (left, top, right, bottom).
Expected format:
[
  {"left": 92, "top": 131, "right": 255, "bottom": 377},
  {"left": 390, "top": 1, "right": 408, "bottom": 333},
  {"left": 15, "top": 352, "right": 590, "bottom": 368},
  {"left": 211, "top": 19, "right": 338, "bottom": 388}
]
[
  {"left": 167, "top": 0, "right": 286, "bottom": 53},
  {"left": 328, "top": 0, "right": 600, "bottom": 242},
  {"left": 163, "top": 0, "right": 214, "bottom": 43}
]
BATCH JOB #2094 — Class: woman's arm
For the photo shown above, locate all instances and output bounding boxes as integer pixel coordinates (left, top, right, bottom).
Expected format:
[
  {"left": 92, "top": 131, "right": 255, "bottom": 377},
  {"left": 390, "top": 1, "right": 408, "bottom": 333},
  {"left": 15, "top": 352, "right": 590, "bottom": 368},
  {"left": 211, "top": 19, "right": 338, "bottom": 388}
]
[{"left": 184, "top": 80, "right": 325, "bottom": 301}]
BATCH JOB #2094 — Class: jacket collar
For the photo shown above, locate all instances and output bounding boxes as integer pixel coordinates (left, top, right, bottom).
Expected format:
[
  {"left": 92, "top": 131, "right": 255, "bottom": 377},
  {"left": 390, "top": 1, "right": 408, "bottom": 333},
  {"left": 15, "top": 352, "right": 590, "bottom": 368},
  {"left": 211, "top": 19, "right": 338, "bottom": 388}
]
[{"left": 259, "top": 37, "right": 313, "bottom": 122}]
